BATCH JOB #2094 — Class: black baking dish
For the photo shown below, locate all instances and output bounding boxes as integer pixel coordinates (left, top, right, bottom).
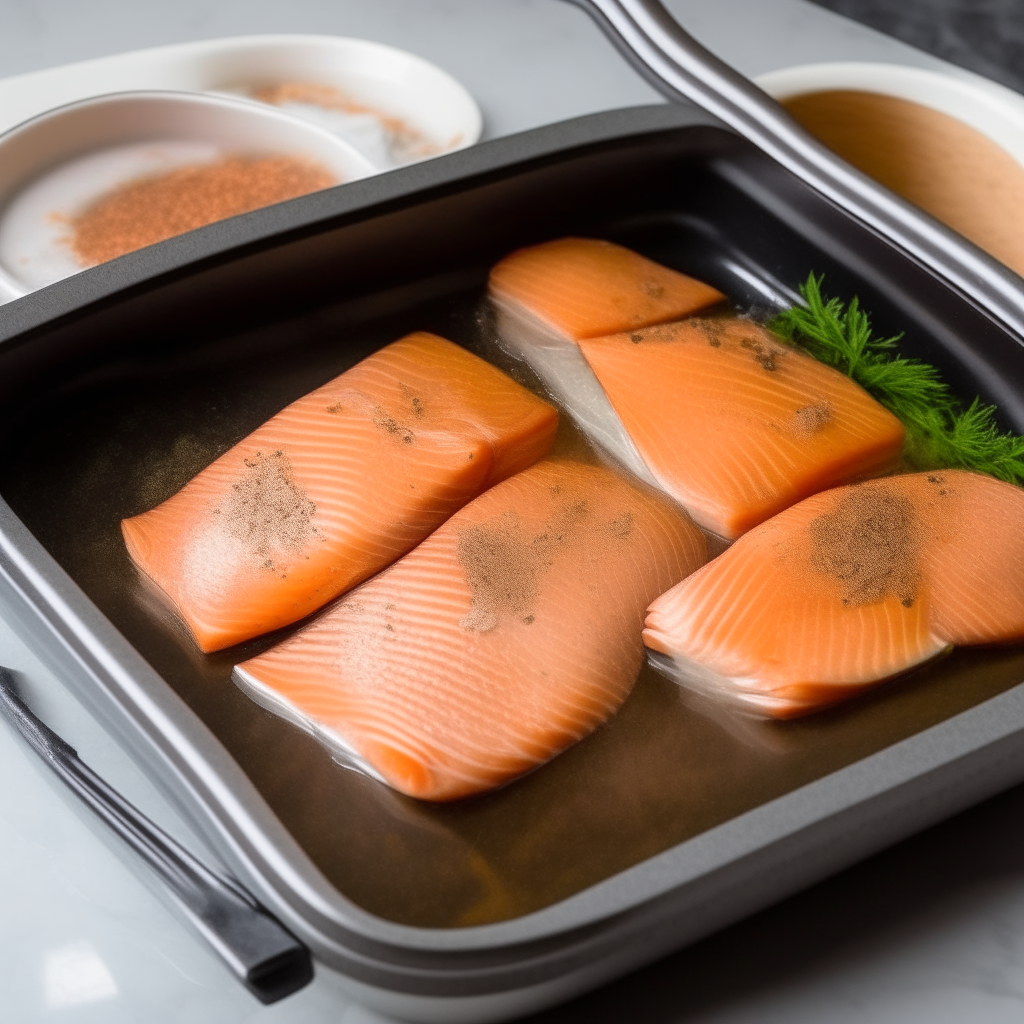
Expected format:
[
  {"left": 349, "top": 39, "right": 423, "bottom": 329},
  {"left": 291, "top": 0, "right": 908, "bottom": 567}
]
[{"left": 3, "top": 103, "right": 1024, "bottom": 1023}]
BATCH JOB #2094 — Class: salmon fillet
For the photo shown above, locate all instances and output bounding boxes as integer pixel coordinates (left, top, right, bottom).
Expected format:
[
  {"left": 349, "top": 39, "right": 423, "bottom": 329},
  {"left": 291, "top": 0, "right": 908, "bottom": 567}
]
[
  {"left": 578, "top": 318, "right": 906, "bottom": 538},
  {"left": 489, "top": 239, "right": 725, "bottom": 483},
  {"left": 234, "top": 458, "right": 708, "bottom": 801},
  {"left": 488, "top": 237, "right": 725, "bottom": 340},
  {"left": 122, "top": 332, "right": 558, "bottom": 652},
  {"left": 489, "top": 241, "right": 903, "bottom": 536},
  {"left": 644, "top": 470, "right": 1024, "bottom": 718}
]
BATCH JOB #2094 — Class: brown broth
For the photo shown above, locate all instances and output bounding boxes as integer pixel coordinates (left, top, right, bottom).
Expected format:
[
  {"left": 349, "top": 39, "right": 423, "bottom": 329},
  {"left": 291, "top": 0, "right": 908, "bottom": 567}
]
[
  {"left": 782, "top": 89, "right": 1024, "bottom": 276},
  {"left": 4, "top": 279, "right": 1024, "bottom": 928}
]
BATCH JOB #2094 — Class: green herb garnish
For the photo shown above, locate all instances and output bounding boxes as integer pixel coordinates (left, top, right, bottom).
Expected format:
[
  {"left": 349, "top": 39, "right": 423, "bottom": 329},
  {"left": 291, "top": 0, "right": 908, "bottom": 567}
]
[{"left": 769, "top": 273, "right": 1024, "bottom": 485}]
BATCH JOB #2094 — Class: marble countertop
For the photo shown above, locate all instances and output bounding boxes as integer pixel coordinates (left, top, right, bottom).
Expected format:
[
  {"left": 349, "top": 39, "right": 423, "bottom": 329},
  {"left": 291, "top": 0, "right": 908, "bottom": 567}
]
[
  {"left": 811, "top": 0, "right": 1024, "bottom": 96},
  {"left": 1, "top": 2, "right": 1022, "bottom": 1022}
]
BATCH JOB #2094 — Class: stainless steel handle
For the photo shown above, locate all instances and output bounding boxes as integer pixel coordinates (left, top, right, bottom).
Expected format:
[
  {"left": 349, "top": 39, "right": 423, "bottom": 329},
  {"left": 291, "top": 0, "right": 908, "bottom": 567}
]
[
  {"left": 565, "top": 0, "right": 1024, "bottom": 340},
  {"left": 0, "top": 666, "right": 313, "bottom": 1005}
]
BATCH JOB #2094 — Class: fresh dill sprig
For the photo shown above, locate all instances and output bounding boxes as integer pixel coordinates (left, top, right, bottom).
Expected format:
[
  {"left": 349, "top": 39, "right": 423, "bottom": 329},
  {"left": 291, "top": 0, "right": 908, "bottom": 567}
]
[{"left": 768, "top": 273, "right": 1024, "bottom": 486}]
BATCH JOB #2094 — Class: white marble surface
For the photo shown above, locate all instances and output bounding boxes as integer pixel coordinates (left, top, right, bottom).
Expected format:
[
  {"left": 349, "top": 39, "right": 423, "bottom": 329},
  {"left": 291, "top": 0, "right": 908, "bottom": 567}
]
[{"left": 0, "top": 2, "right": 1018, "bottom": 1022}]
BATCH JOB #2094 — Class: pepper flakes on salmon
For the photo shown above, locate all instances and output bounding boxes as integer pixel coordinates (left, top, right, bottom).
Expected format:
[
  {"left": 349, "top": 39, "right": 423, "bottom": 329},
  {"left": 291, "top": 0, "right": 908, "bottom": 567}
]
[
  {"left": 122, "top": 332, "right": 558, "bottom": 652},
  {"left": 644, "top": 470, "right": 1024, "bottom": 718},
  {"left": 234, "top": 458, "right": 708, "bottom": 801}
]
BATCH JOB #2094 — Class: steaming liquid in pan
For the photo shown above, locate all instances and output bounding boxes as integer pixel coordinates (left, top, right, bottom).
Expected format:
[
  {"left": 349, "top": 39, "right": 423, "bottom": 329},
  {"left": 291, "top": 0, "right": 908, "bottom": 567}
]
[{"left": 782, "top": 90, "right": 1024, "bottom": 276}]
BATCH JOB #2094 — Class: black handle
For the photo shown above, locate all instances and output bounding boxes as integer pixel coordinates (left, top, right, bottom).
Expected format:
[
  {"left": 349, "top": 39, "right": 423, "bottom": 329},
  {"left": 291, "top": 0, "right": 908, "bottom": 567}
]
[{"left": 0, "top": 666, "right": 313, "bottom": 1004}]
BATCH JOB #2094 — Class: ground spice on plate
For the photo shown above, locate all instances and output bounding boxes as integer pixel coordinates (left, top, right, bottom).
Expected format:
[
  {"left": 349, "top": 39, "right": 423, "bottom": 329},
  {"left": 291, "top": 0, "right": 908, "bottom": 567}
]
[
  {"left": 70, "top": 155, "right": 335, "bottom": 266},
  {"left": 252, "top": 81, "right": 443, "bottom": 162}
]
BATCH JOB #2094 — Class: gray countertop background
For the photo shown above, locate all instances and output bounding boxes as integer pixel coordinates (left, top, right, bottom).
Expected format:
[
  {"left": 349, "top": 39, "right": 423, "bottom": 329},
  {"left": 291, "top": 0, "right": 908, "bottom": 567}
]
[
  {"left": 813, "top": 0, "right": 1024, "bottom": 95},
  {"left": 3, "top": 2, "right": 1024, "bottom": 1022}
]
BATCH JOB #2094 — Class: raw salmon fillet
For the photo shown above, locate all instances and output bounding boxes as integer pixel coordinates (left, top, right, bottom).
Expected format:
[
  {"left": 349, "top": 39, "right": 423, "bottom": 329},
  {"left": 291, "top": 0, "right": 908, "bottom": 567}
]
[
  {"left": 234, "top": 458, "right": 708, "bottom": 801},
  {"left": 489, "top": 239, "right": 724, "bottom": 481},
  {"left": 644, "top": 470, "right": 1024, "bottom": 718},
  {"left": 488, "top": 237, "right": 726, "bottom": 340},
  {"left": 122, "top": 332, "right": 558, "bottom": 652},
  {"left": 578, "top": 318, "right": 906, "bottom": 538}
]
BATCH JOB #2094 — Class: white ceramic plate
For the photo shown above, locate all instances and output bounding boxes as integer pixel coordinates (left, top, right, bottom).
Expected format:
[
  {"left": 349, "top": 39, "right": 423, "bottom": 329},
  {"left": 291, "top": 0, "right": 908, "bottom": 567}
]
[{"left": 0, "top": 34, "right": 483, "bottom": 172}]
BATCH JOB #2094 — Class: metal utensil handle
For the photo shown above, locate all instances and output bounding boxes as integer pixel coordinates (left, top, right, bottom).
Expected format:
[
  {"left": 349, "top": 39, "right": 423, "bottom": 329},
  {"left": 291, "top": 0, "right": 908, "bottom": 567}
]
[
  {"left": 565, "top": 0, "right": 1024, "bottom": 340},
  {"left": 0, "top": 667, "right": 312, "bottom": 1005}
]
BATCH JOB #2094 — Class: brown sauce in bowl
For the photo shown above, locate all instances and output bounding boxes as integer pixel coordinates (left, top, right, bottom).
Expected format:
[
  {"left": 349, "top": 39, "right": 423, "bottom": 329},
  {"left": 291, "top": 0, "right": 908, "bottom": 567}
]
[{"left": 782, "top": 89, "right": 1024, "bottom": 276}]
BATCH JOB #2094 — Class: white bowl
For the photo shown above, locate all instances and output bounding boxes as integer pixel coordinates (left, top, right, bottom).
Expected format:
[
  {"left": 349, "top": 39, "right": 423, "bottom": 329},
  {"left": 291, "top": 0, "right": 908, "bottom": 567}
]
[
  {"left": 756, "top": 61, "right": 1024, "bottom": 276},
  {"left": 756, "top": 61, "right": 1024, "bottom": 170},
  {"left": 0, "top": 34, "right": 483, "bottom": 173},
  {"left": 0, "top": 89, "right": 376, "bottom": 302},
  {"left": 194, "top": 36, "right": 483, "bottom": 168}
]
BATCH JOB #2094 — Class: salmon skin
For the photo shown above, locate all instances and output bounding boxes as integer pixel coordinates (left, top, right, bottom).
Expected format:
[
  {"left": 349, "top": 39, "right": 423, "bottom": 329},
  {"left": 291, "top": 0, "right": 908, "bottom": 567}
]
[
  {"left": 644, "top": 470, "right": 1024, "bottom": 718},
  {"left": 122, "top": 332, "right": 558, "bottom": 652},
  {"left": 234, "top": 458, "right": 708, "bottom": 801},
  {"left": 578, "top": 319, "right": 906, "bottom": 538},
  {"left": 489, "top": 238, "right": 724, "bottom": 483}
]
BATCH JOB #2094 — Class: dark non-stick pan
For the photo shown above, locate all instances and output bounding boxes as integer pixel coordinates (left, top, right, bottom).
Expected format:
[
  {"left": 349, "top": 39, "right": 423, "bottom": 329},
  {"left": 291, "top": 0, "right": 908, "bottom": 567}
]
[{"left": 2, "top": 16, "right": 1024, "bottom": 1020}]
